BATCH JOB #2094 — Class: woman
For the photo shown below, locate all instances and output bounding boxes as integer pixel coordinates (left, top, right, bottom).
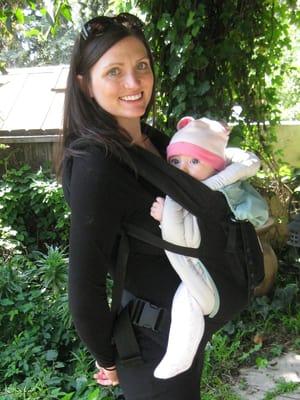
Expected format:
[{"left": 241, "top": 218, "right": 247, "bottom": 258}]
[{"left": 60, "top": 13, "right": 263, "bottom": 399}]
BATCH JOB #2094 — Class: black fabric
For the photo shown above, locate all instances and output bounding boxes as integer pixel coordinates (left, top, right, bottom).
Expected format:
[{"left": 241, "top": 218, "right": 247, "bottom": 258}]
[
  {"left": 113, "top": 305, "right": 143, "bottom": 367},
  {"left": 125, "top": 224, "right": 200, "bottom": 258},
  {"left": 239, "top": 219, "right": 265, "bottom": 297},
  {"left": 111, "top": 231, "right": 130, "bottom": 318}
]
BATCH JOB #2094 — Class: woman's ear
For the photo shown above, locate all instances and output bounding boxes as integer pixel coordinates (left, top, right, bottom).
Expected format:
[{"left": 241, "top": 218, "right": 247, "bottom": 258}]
[
  {"left": 76, "top": 74, "right": 83, "bottom": 87},
  {"left": 76, "top": 74, "right": 93, "bottom": 98}
]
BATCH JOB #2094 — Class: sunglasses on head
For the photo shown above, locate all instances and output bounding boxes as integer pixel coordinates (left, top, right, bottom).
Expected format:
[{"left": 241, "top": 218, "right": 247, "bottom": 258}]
[{"left": 80, "top": 13, "right": 144, "bottom": 41}]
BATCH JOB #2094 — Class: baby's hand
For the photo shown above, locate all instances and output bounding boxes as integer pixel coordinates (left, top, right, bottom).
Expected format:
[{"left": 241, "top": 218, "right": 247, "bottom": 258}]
[{"left": 150, "top": 197, "right": 165, "bottom": 222}]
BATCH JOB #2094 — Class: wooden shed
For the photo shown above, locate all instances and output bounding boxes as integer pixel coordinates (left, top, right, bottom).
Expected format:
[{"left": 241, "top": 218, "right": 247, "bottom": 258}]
[{"left": 0, "top": 65, "right": 68, "bottom": 173}]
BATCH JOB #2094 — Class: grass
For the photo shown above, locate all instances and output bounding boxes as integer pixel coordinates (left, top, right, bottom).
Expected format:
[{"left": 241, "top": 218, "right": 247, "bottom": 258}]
[{"left": 263, "top": 379, "right": 300, "bottom": 400}]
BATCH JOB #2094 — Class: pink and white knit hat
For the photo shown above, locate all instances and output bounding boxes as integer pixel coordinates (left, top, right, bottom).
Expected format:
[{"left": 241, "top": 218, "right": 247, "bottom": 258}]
[{"left": 166, "top": 117, "right": 230, "bottom": 171}]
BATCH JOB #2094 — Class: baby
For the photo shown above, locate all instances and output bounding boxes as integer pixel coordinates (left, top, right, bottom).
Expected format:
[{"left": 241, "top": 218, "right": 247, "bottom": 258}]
[{"left": 151, "top": 117, "right": 269, "bottom": 379}]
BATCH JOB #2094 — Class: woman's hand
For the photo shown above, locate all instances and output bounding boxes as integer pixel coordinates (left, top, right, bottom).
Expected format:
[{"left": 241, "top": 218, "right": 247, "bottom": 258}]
[{"left": 94, "top": 363, "right": 119, "bottom": 386}]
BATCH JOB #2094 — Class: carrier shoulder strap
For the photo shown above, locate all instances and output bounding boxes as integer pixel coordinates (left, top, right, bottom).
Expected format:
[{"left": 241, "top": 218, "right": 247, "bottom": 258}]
[{"left": 125, "top": 223, "right": 200, "bottom": 258}]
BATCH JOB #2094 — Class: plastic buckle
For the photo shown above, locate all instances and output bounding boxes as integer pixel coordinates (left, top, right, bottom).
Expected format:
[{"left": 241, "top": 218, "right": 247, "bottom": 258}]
[{"left": 131, "top": 299, "right": 163, "bottom": 332}]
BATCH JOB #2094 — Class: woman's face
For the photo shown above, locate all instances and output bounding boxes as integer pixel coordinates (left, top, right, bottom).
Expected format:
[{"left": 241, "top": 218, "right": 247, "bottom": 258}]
[{"left": 88, "top": 36, "right": 154, "bottom": 127}]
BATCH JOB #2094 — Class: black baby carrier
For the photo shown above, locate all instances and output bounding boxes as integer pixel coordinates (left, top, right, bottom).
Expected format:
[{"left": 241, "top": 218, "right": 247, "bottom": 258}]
[{"left": 111, "top": 147, "right": 265, "bottom": 367}]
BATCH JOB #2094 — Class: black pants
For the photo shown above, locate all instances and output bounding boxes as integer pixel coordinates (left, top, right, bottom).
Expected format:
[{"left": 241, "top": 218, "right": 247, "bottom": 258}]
[
  {"left": 115, "top": 282, "right": 248, "bottom": 400},
  {"left": 116, "top": 327, "right": 207, "bottom": 400}
]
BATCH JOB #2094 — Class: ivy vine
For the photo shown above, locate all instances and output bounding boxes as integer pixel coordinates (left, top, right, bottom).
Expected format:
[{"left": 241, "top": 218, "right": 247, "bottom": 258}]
[{"left": 138, "top": 1, "right": 297, "bottom": 145}]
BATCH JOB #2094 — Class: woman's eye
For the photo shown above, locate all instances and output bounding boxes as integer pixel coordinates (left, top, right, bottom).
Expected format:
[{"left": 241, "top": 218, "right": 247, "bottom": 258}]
[
  {"left": 191, "top": 158, "right": 200, "bottom": 165},
  {"left": 137, "top": 61, "right": 149, "bottom": 71},
  {"left": 108, "top": 68, "right": 120, "bottom": 77}
]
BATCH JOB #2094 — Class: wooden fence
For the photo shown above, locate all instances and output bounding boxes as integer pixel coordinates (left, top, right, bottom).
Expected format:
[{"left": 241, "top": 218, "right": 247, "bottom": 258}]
[{"left": 0, "top": 130, "right": 59, "bottom": 175}]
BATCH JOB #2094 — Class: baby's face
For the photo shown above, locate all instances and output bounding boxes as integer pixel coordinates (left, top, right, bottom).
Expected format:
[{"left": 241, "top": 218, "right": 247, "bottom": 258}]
[{"left": 169, "top": 155, "right": 216, "bottom": 181}]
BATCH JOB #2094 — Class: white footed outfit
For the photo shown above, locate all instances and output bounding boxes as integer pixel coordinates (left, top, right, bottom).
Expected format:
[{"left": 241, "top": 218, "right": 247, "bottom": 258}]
[{"left": 154, "top": 148, "right": 267, "bottom": 379}]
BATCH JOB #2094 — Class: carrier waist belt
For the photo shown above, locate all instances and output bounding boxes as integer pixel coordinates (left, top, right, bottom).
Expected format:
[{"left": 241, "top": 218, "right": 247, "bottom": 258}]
[{"left": 113, "top": 290, "right": 171, "bottom": 366}]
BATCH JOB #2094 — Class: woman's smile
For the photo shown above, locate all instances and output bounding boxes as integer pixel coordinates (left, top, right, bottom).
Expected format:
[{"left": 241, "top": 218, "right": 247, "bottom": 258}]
[{"left": 119, "top": 93, "right": 143, "bottom": 101}]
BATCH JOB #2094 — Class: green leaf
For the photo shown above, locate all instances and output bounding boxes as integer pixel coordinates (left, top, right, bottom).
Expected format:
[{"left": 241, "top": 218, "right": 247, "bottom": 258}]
[
  {"left": 186, "top": 11, "right": 195, "bottom": 28},
  {"left": 40, "top": 7, "right": 48, "bottom": 16},
  {"left": 87, "top": 388, "right": 100, "bottom": 400},
  {"left": 75, "top": 376, "right": 88, "bottom": 391},
  {"left": 14, "top": 8, "right": 24, "bottom": 24},
  {"left": 191, "top": 25, "right": 200, "bottom": 37},
  {"left": 255, "top": 356, "right": 268, "bottom": 368},
  {"left": 45, "top": 349, "right": 58, "bottom": 361},
  {"left": 0, "top": 298, "right": 14, "bottom": 306},
  {"left": 59, "top": 4, "right": 72, "bottom": 22},
  {"left": 24, "top": 28, "right": 41, "bottom": 38},
  {"left": 195, "top": 81, "right": 210, "bottom": 96},
  {"left": 28, "top": 1, "right": 37, "bottom": 10},
  {"left": 61, "top": 394, "right": 74, "bottom": 400}
]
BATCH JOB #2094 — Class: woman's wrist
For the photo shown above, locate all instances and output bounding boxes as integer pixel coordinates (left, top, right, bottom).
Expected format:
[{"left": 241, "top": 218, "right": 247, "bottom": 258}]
[
  {"left": 104, "top": 365, "right": 117, "bottom": 371},
  {"left": 95, "top": 361, "right": 116, "bottom": 371}
]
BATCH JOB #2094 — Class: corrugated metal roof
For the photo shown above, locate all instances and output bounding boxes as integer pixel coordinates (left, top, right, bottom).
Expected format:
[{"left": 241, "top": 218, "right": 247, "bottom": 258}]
[{"left": 0, "top": 65, "right": 68, "bottom": 132}]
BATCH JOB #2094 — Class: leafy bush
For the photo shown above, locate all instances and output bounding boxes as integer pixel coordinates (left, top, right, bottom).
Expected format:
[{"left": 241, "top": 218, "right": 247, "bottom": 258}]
[
  {"left": 0, "top": 165, "right": 70, "bottom": 253},
  {"left": 0, "top": 250, "right": 119, "bottom": 399},
  {"left": 0, "top": 166, "right": 121, "bottom": 399}
]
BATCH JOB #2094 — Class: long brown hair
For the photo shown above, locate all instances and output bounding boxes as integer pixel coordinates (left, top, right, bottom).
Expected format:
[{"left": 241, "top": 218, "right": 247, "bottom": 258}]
[{"left": 56, "top": 15, "right": 156, "bottom": 175}]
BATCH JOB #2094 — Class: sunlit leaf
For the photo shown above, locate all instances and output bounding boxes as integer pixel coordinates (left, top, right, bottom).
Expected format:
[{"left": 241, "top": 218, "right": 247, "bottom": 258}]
[
  {"left": 14, "top": 8, "right": 24, "bottom": 24},
  {"left": 59, "top": 4, "right": 72, "bottom": 22},
  {"left": 87, "top": 388, "right": 100, "bottom": 400},
  {"left": 24, "top": 28, "right": 40, "bottom": 37}
]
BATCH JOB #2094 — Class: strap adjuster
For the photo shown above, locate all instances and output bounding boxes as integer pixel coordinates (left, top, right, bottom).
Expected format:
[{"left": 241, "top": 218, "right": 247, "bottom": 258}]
[{"left": 130, "top": 299, "right": 163, "bottom": 332}]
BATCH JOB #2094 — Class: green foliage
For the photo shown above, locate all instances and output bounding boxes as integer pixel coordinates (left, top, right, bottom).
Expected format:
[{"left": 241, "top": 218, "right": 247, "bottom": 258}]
[
  {"left": 263, "top": 379, "right": 300, "bottom": 400},
  {"left": 33, "top": 245, "right": 68, "bottom": 294},
  {"left": 250, "top": 165, "right": 300, "bottom": 245},
  {"left": 0, "top": 250, "right": 119, "bottom": 399},
  {"left": 0, "top": 165, "right": 70, "bottom": 254},
  {"left": 0, "top": 0, "right": 74, "bottom": 67},
  {"left": 278, "top": 24, "right": 300, "bottom": 120},
  {"left": 0, "top": 0, "right": 72, "bottom": 41},
  {"left": 0, "top": 166, "right": 120, "bottom": 398},
  {"left": 138, "top": 0, "right": 299, "bottom": 181}
]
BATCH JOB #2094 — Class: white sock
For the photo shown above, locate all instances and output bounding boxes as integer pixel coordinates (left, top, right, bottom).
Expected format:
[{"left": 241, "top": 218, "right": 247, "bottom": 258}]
[{"left": 154, "top": 284, "right": 205, "bottom": 379}]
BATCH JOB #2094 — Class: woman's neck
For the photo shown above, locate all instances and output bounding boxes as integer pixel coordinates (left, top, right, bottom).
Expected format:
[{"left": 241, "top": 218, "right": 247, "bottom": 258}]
[
  {"left": 118, "top": 117, "right": 142, "bottom": 142},
  {"left": 118, "top": 117, "right": 161, "bottom": 156}
]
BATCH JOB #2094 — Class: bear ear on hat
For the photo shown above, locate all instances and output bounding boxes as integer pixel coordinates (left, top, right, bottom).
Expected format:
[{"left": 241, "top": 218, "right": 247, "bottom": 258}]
[
  {"left": 176, "top": 116, "right": 194, "bottom": 130},
  {"left": 219, "top": 120, "right": 231, "bottom": 134}
]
